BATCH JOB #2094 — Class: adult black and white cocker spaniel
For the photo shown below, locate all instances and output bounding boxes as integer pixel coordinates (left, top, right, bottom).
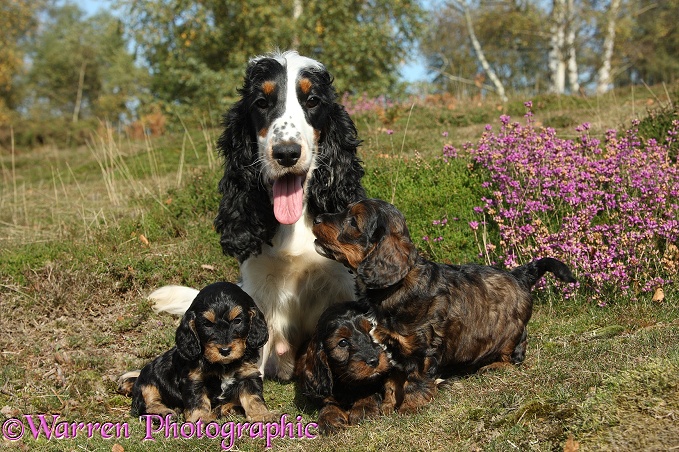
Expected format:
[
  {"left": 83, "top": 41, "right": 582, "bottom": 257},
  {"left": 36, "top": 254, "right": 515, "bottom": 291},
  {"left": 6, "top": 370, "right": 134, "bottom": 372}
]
[{"left": 150, "top": 51, "right": 365, "bottom": 380}]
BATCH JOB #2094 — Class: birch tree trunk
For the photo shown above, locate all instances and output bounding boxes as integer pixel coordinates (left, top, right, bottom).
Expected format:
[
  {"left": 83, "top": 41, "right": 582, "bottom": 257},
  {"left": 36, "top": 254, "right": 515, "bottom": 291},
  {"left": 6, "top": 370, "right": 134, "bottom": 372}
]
[
  {"left": 72, "top": 60, "right": 87, "bottom": 124},
  {"left": 452, "top": 0, "right": 508, "bottom": 102},
  {"left": 566, "top": 0, "right": 580, "bottom": 93},
  {"left": 292, "top": 0, "right": 303, "bottom": 48},
  {"left": 596, "top": 0, "right": 621, "bottom": 95},
  {"left": 549, "top": 0, "right": 566, "bottom": 94}
]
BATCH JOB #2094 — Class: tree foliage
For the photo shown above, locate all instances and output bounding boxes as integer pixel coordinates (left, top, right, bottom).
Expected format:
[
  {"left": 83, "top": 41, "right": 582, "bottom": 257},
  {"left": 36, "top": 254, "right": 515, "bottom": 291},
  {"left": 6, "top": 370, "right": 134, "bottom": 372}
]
[
  {"left": 619, "top": 0, "right": 679, "bottom": 85},
  {"left": 0, "top": 0, "right": 46, "bottom": 123},
  {"left": 116, "top": 0, "right": 424, "bottom": 109},
  {"left": 24, "top": 4, "right": 147, "bottom": 124}
]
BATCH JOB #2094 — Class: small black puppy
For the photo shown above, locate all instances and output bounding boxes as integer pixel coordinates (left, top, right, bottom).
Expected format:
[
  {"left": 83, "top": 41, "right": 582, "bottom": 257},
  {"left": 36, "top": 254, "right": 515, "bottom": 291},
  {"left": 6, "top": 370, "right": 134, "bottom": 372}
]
[{"left": 118, "top": 282, "right": 273, "bottom": 422}]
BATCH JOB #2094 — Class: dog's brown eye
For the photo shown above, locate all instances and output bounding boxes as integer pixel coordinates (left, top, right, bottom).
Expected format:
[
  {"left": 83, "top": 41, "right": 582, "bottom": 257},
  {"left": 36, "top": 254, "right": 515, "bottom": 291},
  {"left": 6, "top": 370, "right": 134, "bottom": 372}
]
[
  {"left": 305, "top": 96, "right": 319, "bottom": 109},
  {"left": 349, "top": 217, "right": 358, "bottom": 229},
  {"left": 338, "top": 339, "right": 349, "bottom": 348},
  {"left": 232, "top": 317, "right": 242, "bottom": 325},
  {"left": 255, "top": 98, "right": 268, "bottom": 109}
]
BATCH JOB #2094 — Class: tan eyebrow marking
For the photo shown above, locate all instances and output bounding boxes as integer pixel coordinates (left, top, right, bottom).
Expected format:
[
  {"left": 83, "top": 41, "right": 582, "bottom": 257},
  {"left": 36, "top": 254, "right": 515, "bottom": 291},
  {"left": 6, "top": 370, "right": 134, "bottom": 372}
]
[
  {"left": 262, "top": 81, "right": 276, "bottom": 95},
  {"left": 299, "top": 78, "right": 312, "bottom": 94},
  {"left": 228, "top": 305, "right": 243, "bottom": 321},
  {"left": 203, "top": 310, "right": 216, "bottom": 323}
]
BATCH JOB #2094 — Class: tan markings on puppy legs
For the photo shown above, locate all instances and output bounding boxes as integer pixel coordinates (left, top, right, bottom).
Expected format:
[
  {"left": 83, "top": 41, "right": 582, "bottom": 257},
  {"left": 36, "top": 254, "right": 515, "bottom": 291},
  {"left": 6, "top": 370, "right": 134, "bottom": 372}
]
[
  {"left": 478, "top": 361, "right": 515, "bottom": 373},
  {"left": 236, "top": 363, "right": 262, "bottom": 380},
  {"left": 239, "top": 392, "right": 276, "bottom": 422},
  {"left": 117, "top": 370, "right": 139, "bottom": 396},
  {"left": 381, "top": 371, "right": 406, "bottom": 414},
  {"left": 140, "top": 385, "right": 176, "bottom": 418},
  {"left": 236, "top": 365, "right": 274, "bottom": 423},
  {"left": 183, "top": 368, "right": 214, "bottom": 422},
  {"left": 184, "top": 392, "right": 215, "bottom": 423},
  {"left": 218, "top": 402, "right": 238, "bottom": 417}
]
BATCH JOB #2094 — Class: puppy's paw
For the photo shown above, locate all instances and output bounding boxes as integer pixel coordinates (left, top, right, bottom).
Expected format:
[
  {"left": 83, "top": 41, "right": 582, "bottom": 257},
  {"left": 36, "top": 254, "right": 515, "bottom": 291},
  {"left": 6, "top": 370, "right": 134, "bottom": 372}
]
[
  {"left": 318, "top": 405, "right": 349, "bottom": 435},
  {"left": 348, "top": 396, "right": 381, "bottom": 425},
  {"left": 247, "top": 409, "right": 280, "bottom": 423}
]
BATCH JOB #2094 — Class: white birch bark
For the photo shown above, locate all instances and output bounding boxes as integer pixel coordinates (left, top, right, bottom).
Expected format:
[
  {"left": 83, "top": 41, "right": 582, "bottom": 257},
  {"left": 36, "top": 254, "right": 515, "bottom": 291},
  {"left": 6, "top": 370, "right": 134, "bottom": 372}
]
[
  {"left": 72, "top": 60, "right": 87, "bottom": 124},
  {"left": 451, "top": 0, "right": 508, "bottom": 102},
  {"left": 596, "top": 0, "right": 621, "bottom": 95},
  {"left": 549, "top": 0, "right": 566, "bottom": 94},
  {"left": 292, "top": 0, "right": 303, "bottom": 48},
  {"left": 566, "top": 0, "right": 580, "bottom": 93}
]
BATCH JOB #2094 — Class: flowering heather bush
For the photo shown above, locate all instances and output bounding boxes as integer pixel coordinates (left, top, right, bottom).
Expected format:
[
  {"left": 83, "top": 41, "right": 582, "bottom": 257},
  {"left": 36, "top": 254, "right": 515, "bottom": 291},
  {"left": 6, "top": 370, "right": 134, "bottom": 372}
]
[
  {"left": 341, "top": 93, "right": 398, "bottom": 116},
  {"left": 467, "top": 103, "right": 679, "bottom": 303}
]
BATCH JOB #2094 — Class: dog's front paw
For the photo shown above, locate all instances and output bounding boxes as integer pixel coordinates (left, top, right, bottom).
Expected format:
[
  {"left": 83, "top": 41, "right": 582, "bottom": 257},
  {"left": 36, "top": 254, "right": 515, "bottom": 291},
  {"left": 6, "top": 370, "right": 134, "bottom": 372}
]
[
  {"left": 348, "top": 395, "right": 381, "bottom": 425},
  {"left": 397, "top": 375, "right": 437, "bottom": 413},
  {"left": 317, "top": 405, "right": 349, "bottom": 435},
  {"left": 184, "top": 408, "right": 215, "bottom": 423},
  {"left": 246, "top": 409, "right": 280, "bottom": 423}
]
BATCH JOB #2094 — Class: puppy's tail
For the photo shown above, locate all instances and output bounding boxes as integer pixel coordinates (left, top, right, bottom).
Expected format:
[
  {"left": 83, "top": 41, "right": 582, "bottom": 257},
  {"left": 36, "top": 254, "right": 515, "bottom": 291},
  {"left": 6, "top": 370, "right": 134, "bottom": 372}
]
[
  {"left": 148, "top": 285, "right": 199, "bottom": 315},
  {"left": 117, "top": 370, "right": 140, "bottom": 397},
  {"left": 511, "top": 257, "right": 576, "bottom": 290}
]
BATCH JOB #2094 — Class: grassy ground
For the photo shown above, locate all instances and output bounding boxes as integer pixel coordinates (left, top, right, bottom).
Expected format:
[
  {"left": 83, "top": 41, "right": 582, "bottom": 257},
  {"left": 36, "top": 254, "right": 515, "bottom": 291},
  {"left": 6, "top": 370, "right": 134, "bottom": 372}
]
[{"left": 1, "top": 88, "right": 678, "bottom": 451}]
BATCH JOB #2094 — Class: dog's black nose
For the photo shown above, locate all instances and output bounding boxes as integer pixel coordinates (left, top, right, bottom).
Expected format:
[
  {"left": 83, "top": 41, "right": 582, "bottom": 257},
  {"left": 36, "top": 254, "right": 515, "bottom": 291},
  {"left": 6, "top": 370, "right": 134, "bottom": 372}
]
[
  {"left": 272, "top": 143, "right": 301, "bottom": 167},
  {"left": 366, "top": 357, "right": 379, "bottom": 367},
  {"left": 219, "top": 347, "right": 232, "bottom": 356}
]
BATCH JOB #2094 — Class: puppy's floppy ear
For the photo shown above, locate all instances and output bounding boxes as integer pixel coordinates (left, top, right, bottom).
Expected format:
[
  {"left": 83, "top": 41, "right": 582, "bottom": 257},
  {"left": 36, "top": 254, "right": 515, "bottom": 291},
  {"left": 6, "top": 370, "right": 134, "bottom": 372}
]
[
  {"left": 296, "top": 336, "right": 333, "bottom": 400},
  {"left": 175, "top": 310, "right": 201, "bottom": 361},
  {"left": 246, "top": 306, "right": 269, "bottom": 350},
  {"left": 357, "top": 232, "right": 416, "bottom": 289}
]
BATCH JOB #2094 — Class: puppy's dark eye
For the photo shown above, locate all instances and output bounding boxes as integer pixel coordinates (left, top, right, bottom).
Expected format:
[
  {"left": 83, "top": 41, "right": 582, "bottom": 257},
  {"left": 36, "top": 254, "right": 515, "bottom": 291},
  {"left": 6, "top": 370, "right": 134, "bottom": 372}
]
[
  {"left": 337, "top": 339, "right": 349, "bottom": 348},
  {"left": 255, "top": 98, "right": 268, "bottom": 109},
  {"left": 349, "top": 217, "right": 358, "bottom": 229},
  {"left": 232, "top": 317, "right": 242, "bottom": 325},
  {"left": 305, "top": 96, "right": 319, "bottom": 109}
]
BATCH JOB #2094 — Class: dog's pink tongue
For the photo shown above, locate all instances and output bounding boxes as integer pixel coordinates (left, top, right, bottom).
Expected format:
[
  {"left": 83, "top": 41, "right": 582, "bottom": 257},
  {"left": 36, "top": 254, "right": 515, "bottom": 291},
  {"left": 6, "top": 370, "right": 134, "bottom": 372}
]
[{"left": 273, "top": 175, "right": 304, "bottom": 224}]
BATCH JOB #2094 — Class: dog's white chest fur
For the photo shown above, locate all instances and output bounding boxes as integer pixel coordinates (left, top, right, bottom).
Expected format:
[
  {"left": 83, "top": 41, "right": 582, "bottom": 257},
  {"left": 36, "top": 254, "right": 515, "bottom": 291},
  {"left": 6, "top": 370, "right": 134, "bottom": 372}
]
[{"left": 240, "top": 213, "right": 355, "bottom": 379}]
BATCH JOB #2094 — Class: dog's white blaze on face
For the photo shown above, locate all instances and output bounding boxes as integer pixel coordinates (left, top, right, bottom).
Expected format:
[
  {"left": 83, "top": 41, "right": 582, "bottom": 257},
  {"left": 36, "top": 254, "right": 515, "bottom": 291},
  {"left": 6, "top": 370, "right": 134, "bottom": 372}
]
[
  {"left": 256, "top": 52, "right": 323, "bottom": 179},
  {"left": 254, "top": 51, "right": 324, "bottom": 225}
]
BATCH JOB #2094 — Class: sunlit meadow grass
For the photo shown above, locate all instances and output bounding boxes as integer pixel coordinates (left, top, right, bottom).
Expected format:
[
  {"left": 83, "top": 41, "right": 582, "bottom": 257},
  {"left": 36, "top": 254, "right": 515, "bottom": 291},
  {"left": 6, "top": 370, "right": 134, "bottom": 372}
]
[{"left": 1, "top": 88, "right": 678, "bottom": 451}]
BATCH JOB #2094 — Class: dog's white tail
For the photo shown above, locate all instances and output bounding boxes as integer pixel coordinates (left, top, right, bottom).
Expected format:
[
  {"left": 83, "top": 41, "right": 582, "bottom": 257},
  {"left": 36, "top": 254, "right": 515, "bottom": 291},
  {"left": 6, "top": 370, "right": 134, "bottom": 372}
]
[{"left": 149, "top": 285, "right": 199, "bottom": 315}]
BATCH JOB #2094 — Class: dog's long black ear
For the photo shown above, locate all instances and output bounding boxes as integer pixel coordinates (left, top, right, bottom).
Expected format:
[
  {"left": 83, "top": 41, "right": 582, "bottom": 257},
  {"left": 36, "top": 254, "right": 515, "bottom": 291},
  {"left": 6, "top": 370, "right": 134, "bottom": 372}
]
[
  {"left": 306, "top": 92, "right": 366, "bottom": 218},
  {"left": 357, "top": 232, "right": 417, "bottom": 289},
  {"left": 214, "top": 61, "right": 278, "bottom": 263},
  {"left": 246, "top": 306, "right": 269, "bottom": 350},
  {"left": 175, "top": 310, "right": 201, "bottom": 361},
  {"left": 296, "top": 336, "right": 333, "bottom": 400}
]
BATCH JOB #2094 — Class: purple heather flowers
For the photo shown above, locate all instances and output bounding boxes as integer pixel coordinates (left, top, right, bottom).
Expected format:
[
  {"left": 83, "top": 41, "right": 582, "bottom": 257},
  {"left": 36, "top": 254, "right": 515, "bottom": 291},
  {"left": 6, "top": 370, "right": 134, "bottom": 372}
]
[{"left": 465, "top": 106, "right": 679, "bottom": 302}]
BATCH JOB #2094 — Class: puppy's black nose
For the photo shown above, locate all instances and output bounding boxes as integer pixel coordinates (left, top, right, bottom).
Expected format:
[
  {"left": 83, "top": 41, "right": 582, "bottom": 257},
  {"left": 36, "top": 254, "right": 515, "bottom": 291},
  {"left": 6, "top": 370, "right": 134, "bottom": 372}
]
[
  {"left": 366, "top": 357, "right": 379, "bottom": 367},
  {"left": 272, "top": 143, "right": 301, "bottom": 167},
  {"left": 219, "top": 347, "right": 232, "bottom": 357}
]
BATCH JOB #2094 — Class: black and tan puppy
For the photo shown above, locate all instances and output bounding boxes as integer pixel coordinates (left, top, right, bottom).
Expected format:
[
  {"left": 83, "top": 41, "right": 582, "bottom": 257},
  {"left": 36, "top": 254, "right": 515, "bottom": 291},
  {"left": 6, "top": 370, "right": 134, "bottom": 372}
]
[
  {"left": 118, "top": 282, "right": 273, "bottom": 422},
  {"left": 294, "top": 301, "right": 400, "bottom": 434},
  {"left": 312, "top": 199, "right": 576, "bottom": 410}
]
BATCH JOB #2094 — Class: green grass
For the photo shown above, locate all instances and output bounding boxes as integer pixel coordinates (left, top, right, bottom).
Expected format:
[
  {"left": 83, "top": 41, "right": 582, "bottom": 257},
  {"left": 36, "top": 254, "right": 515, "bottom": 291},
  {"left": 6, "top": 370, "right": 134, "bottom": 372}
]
[{"left": 1, "top": 86, "right": 678, "bottom": 451}]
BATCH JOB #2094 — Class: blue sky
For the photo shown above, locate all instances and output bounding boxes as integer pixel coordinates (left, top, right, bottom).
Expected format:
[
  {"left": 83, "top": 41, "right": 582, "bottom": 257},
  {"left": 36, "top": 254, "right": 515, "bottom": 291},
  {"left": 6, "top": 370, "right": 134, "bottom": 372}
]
[{"left": 72, "top": 0, "right": 428, "bottom": 82}]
